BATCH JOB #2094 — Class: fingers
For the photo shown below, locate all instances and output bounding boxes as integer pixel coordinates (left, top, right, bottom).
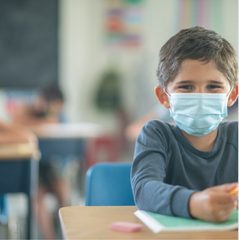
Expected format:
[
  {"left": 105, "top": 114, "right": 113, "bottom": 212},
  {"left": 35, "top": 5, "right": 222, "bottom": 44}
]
[
  {"left": 212, "top": 200, "right": 237, "bottom": 213},
  {"left": 213, "top": 192, "right": 238, "bottom": 204},
  {"left": 211, "top": 207, "right": 236, "bottom": 223},
  {"left": 206, "top": 193, "right": 236, "bottom": 210},
  {"left": 206, "top": 183, "right": 238, "bottom": 206},
  {"left": 205, "top": 187, "right": 238, "bottom": 222},
  {"left": 209, "top": 182, "right": 238, "bottom": 193},
  {"left": 224, "top": 182, "right": 238, "bottom": 193},
  {"left": 204, "top": 197, "right": 236, "bottom": 223},
  {"left": 189, "top": 185, "right": 238, "bottom": 223}
]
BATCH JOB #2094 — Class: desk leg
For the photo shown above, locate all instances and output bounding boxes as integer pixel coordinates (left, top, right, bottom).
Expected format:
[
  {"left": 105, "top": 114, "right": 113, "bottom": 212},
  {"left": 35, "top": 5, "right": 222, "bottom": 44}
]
[
  {"left": 0, "top": 159, "right": 39, "bottom": 239},
  {"left": 26, "top": 196, "right": 32, "bottom": 239},
  {"left": 26, "top": 160, "right": 38, "bottom": 240}
]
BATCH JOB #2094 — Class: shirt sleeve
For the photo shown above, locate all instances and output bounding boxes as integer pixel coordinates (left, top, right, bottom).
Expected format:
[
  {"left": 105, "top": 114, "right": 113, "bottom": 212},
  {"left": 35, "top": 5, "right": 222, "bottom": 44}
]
[{"left": 131, "top": 120, "right": 196, "bottom": 218}]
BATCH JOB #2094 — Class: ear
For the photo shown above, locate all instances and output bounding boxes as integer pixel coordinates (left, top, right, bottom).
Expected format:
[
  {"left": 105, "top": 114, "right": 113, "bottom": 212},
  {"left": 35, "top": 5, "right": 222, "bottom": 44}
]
[
  {"left": 154, "top": 86, "right": 170, "bottom": 108},
  {"left": 227, "top": 85, "right": 238, "bottom": 107}
]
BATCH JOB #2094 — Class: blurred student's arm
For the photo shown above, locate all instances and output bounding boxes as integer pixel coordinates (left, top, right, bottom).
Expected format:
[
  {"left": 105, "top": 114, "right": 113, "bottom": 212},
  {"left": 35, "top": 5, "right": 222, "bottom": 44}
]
[
  {"left": 0, "top": 121, "right": 37, "bottom": 146},
  {"left": 125, "top": 104, "right": 172, "bottom": 141},
  {"left": 125, "top": 112, "right": 157, "bottom": 140}
]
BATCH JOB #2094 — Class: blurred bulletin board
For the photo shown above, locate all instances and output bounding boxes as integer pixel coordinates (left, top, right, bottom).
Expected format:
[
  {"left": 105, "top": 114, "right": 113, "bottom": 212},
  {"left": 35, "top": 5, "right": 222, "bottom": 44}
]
[
  {"left": 177, "top": 0, "right": 222, "bottom": 32},
  {"left": 0, "top": 0, "right": 58, "bottom": 90},
  {"left": 105, "top": 0, "right": 144, "bottom": 48}
]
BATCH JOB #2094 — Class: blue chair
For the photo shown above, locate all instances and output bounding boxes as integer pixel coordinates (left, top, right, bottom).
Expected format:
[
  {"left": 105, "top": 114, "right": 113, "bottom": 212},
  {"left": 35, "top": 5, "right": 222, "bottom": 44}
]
[
  {"left": 85, "top": 162, "right": 135, "bottom": 206},
  {"left": 0, "top": 195, "right": 8, "bottom": 224}
]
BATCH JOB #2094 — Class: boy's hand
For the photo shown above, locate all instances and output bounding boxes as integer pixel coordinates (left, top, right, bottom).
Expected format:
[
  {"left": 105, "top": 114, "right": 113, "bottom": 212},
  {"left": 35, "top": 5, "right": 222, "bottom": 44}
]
[{"left": 189, "top": 183, "right": 238, "bottom": 223}]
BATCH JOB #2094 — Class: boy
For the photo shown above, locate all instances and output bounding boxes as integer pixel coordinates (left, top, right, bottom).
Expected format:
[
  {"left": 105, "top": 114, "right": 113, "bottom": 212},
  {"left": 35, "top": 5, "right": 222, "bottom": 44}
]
[
  {"left": 131, "top": 26, "right": 238, "bottom": 223},
  {"left": 13, "top": 83, "right": 65, "bottom": 125}
]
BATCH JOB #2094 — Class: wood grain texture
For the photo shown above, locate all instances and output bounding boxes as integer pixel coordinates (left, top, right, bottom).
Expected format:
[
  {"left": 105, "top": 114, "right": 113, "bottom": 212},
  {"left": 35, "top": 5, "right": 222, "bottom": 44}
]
[{"left": 59, "top": 206, "right": 238, "bottom": 239}]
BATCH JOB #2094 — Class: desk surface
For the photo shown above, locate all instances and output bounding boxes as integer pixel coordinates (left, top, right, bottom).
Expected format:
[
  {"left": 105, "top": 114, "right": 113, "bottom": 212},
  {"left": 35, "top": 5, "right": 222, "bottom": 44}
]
[
  {"left": 29, "top": 122, "right": 111, "bottom": 139},
  {"left": 0, "top": 143, "right": 39, "bottom": 160},
  {"left": 59, "top": 206, "right": 238, "bottom": 240}
]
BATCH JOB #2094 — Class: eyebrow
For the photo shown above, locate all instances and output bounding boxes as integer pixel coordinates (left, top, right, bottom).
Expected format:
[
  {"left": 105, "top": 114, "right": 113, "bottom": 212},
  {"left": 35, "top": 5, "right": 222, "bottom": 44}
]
[
  {"left": 207, "top": 80, "right": 224, "bottom": 84},
  {"left": 175, "top": 80, "right": 224, "bottom": 85}
]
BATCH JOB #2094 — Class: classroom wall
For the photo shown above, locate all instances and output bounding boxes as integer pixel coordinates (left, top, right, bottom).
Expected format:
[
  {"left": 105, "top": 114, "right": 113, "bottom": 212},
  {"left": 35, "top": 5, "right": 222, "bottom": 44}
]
[{"left": 59, "top": 0, "right": 238, "bottom": 128}]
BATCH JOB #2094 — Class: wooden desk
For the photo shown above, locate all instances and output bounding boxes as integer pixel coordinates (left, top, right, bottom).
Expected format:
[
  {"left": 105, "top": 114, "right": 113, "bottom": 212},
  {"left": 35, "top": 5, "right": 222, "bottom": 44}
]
[
  {"left": 0, "top": 143, "right": 39, "bottom": 160},
  {"left": 59, "top": 206, "right": 238, "bottom": 240},
  {"left": 0, "top": 143, "right": 39, "bottom": 239}
]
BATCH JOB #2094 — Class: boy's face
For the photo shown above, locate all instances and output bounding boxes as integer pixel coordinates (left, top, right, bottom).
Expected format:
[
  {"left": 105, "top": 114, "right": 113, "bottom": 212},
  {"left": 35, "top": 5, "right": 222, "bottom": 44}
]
[
  {"left": 34, "top": 96, "right": 63, "bottom": 115},
  {"left": 34, "top": 95, "right": 48, "bottom": 113},
  {"left": 48, "top": 100, "right": 64, "bottom": 114},
  {"left": 155, "top": 59, "right": 238, "bottom": 109}
]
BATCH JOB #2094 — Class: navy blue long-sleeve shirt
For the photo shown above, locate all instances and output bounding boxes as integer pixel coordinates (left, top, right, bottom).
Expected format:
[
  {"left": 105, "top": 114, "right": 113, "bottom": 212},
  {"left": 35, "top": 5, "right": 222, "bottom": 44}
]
[{"left": 131, "top": 120, "right": 238, "bottom": 218}]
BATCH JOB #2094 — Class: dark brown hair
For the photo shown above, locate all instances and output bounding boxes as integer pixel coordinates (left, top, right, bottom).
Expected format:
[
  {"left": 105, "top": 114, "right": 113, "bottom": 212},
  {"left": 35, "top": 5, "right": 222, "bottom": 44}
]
[
  {"left": 40, "top": 83, "right": 64, "bottom": 102},
  {"left": 156, "top": 26, "right": 238, "bottom": 88}
]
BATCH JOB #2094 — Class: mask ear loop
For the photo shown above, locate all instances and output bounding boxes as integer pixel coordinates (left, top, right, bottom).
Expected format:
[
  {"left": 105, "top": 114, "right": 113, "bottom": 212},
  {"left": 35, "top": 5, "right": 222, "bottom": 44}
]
[
  {"left": 163, "top": 88, "right": 171, "bottom": 98},
  {"left": 163, "top": 87, "right": 173, "bottom": 113},
  {"left": 226, "top": 84, "right": 234, "bottom": 98}
]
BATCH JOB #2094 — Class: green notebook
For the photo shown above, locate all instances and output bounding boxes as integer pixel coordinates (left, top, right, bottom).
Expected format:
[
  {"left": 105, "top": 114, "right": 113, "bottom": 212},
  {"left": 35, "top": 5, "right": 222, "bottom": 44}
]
[{"left": 134, "top": 209, "right": 238, "bottom": 233}]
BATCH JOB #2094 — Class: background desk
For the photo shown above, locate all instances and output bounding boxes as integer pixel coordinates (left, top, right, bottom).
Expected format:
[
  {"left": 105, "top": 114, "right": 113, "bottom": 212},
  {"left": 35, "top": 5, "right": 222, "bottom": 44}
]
[
  {"left": 29, "top": 122, "right": 108, "bottom": 140},
  {"left": 0, "top": 143, "right": 39, "bottom": 239},
  {"left": 30, "top": 122, "right": 109, "bottom": 160},
  {"left": 30, "top": 122, "right": 114, "bottom": 167},
  {"left": 30, "top": 123, "right": 112, "bottom": 194},
  {"left": 59, "top": 206, "right": 238, "bottom": 240}
]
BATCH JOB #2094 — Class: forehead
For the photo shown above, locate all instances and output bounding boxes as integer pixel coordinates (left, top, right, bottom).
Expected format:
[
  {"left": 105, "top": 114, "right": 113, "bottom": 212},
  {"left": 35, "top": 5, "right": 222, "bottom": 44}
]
[{"left": 173, "top": 59, "right": 229, "bottom": 84}]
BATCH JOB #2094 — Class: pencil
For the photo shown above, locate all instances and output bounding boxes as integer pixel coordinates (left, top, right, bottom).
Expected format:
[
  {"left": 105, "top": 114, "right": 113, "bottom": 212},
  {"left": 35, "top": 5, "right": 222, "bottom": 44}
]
[{"left": 230, "top": 187, "right": 238, "bottom": 194}]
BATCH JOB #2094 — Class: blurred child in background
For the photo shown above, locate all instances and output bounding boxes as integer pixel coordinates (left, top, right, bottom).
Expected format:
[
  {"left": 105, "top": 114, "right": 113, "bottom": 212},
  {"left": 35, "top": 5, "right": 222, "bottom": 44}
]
[
  {"left": 13, "top": 83, "right": 69, "bottom": 239},
  {"left": 124, "top": 104, "right": 173, "bottom": 141},
  {"left": 13, "top": 83, "right": 65, "bottom": 125}
]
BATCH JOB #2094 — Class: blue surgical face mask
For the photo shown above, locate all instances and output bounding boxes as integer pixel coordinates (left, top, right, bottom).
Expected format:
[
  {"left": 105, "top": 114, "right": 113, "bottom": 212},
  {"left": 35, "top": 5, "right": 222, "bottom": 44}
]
[{"left": 164, "top": 87, "right": 233, "bottom": 137}]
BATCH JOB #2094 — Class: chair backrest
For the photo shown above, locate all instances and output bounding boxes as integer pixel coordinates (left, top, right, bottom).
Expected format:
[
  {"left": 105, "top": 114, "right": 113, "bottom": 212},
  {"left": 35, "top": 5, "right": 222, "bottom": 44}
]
[
  {"left": 0, "top": 196, "right": 8, "bottom": 224},
  {"left": 85, "top": 162, "right": 135, "bottom": 206}
]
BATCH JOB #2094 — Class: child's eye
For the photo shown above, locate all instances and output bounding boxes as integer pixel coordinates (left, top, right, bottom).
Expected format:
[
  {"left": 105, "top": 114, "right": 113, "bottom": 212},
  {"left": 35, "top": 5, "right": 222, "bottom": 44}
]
[
  {"left": 207, "top": 85, "right": 221, "bottom": 89},
  {"left": 178, "top": 85, "right": 192, "bottom": 89}
]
